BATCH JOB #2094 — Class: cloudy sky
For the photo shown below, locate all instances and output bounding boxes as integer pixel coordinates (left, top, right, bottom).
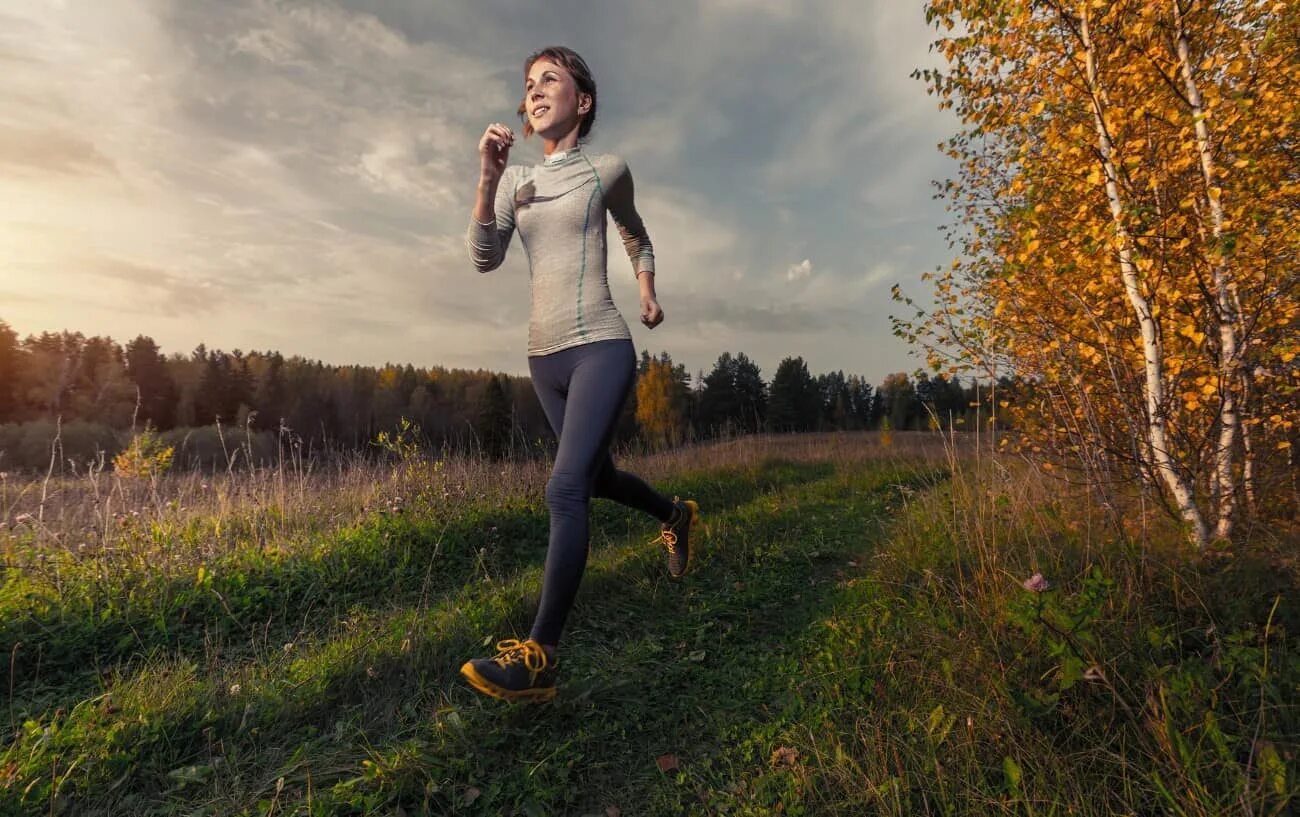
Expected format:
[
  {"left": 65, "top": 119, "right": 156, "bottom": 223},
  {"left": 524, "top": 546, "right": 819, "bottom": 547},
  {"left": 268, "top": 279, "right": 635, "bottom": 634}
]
[{"left": 1, "top": 0, "right": 957, "bottom": 383}]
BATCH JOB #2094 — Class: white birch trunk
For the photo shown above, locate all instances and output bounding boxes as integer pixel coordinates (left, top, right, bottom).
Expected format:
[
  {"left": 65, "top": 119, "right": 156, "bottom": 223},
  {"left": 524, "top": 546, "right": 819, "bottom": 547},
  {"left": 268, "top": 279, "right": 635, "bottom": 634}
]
[
  {"left": 1172, "top": 0, "right": 1241, "bottom": 542},
  {"left": 1080, "top": 5, "right": 1209, "bottom": 548}
]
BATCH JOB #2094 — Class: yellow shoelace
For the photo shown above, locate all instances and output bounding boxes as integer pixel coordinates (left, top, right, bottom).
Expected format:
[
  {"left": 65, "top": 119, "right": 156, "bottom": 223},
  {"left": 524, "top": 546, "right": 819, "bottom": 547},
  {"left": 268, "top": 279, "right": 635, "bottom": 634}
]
[
  {"left": 653, "top": 498, "right": 686, "bottom": 556},
  {"left": 652, "top": 528, "right": 679, "bottom": 555},
  {"left": 490, "top": 639, "right": 549, "bottom": 675}
]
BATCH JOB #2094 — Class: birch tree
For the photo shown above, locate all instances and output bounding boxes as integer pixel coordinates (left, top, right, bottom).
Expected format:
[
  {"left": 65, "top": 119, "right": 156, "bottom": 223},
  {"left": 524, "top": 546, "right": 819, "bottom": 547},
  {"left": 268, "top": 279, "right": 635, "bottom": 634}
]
[{"left": 899, "top": 0, "right": 1299, "bottom": 548}]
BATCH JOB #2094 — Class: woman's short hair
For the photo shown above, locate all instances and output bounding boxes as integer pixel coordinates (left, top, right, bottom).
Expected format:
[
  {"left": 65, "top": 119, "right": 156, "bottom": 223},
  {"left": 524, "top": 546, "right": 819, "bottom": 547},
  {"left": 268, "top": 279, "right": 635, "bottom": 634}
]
[{"left": 518, "top": 46, "right": 597, "bottom": 140}]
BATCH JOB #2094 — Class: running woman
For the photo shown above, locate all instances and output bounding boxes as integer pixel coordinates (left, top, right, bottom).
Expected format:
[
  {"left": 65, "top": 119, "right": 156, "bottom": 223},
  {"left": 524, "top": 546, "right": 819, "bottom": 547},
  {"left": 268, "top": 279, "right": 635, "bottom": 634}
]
[{"left": 460, "top": 46, "right": 700, "bottom": 702}]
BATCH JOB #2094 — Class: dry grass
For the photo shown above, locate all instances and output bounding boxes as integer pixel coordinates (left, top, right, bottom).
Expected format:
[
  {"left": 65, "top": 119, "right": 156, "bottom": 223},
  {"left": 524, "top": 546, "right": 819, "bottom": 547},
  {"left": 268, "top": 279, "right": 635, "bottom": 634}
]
[
  {"left": 0, "top": 431, "right": 951, "bottom": 561},
  {"left": 1, "top": 427, "right": 1295, "bottom": 816}
]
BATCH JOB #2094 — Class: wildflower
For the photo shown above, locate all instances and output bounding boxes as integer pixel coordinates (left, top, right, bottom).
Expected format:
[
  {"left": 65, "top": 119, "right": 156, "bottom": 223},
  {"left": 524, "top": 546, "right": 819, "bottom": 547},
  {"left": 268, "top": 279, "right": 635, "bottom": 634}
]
[
  {"left": 769, "top": 746, "right": 799, "bottom": 768},
  {"left": 1022, "top": 573, "right": 1050, "bottom": 593}
]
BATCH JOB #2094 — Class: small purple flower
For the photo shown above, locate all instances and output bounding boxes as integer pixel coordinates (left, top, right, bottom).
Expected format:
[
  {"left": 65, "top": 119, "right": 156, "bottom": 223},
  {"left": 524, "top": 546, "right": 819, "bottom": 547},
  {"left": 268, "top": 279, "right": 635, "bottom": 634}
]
[{"left": 1022, "top": 573, "right": 1050, "bottom": 593}]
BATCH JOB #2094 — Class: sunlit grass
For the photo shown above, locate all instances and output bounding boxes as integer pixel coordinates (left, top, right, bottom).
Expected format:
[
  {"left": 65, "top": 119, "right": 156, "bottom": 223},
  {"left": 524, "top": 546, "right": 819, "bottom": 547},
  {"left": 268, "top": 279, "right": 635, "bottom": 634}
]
[{"left": 1, "top": 432, "right": 1295, "bottom": 816}]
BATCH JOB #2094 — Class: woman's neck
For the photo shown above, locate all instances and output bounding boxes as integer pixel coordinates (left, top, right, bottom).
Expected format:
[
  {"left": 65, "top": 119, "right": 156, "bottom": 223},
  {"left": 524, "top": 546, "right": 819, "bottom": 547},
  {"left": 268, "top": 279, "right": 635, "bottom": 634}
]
[{"left": 541, "top": 126, "right": 582, "bottom": 161}]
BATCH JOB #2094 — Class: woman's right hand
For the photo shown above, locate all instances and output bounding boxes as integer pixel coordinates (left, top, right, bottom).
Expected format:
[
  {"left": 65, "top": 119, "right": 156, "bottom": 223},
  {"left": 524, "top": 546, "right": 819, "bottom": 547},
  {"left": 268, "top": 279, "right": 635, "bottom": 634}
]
[{"left": 478, "top": 122, "right": 514, "bottom": 186}]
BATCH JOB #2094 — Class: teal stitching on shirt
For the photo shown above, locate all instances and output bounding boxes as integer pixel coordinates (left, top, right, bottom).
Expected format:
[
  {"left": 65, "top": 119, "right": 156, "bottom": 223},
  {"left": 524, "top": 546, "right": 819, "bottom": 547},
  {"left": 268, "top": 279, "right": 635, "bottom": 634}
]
[{"left": 575, "top": 153, "right": 606, "bottom": 339}]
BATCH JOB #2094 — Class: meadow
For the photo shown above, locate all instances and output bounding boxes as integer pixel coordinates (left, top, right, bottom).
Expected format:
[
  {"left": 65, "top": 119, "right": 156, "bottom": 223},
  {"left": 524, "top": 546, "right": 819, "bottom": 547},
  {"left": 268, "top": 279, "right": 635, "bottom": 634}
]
[{"left": 1, "top": 431, "right": 1295, "bottom": 816}]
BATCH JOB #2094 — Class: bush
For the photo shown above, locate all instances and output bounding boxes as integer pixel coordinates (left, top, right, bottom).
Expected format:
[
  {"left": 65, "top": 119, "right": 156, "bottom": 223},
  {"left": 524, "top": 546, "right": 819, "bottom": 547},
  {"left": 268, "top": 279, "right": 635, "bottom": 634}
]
[
  {"left": 113, "top": 426, "right": 175, "bottom": 478},
  {"left": 0, "top": 420, "right": 121, "bottom": 472},
  {"left": 163, "top": 425, "right": 278, "bottom": 471}
]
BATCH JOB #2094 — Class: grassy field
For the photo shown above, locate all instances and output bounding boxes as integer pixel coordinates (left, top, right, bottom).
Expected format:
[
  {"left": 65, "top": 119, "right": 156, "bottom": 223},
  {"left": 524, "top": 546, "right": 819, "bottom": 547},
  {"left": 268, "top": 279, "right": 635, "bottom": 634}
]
[{"left": 1, "top": 432, "right": 1296, "bottom": 816}]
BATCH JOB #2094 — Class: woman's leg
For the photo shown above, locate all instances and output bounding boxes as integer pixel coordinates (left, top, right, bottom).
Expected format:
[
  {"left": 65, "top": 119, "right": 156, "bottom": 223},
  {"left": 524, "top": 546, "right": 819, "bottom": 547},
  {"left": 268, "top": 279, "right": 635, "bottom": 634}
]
[
  {"left": 591, "top": 455, "right": 676, "bottom": 521},
  {"left": 528, "top": 339, "right": 643, "bottom": 647},
  {"left": 459, "top": 340, "right": 701, "bottom": 701}
]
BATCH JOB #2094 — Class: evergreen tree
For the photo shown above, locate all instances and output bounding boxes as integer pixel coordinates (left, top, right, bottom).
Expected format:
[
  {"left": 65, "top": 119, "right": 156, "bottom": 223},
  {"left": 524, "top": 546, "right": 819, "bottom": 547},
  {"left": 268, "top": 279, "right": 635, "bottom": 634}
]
[
  {"left": 254, "top": 352, "right": 287, "bottom": 429},
  {"left": 768, "top": 356, "right": 819, "bottom": 432},
  {"left": 228, "top": 350, "right": 255, "bottom": 426},
  {"left": 847, "top": 375, "right": 874, "bottom": 429},
  {"left": 476, "top": 374, "right": 513, "bottom": 459},
  {"left": 125, "top": 335, "right": 177, "bottom": 429},
  {"left": 699, "top": 352, "right": 767, "bottom": 435},
  {"left": 0, "top": 320, "right": 20, "bottom": 423},
  {"left": 817, "top": 370, "right": 849, "bottom": 430}
]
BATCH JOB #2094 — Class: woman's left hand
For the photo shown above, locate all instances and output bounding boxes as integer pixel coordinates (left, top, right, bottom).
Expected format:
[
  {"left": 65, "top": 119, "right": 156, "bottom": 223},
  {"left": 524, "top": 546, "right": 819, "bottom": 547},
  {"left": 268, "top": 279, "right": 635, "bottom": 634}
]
[{"left": 640, "top": 295, "right": 664, "bottom": 329}]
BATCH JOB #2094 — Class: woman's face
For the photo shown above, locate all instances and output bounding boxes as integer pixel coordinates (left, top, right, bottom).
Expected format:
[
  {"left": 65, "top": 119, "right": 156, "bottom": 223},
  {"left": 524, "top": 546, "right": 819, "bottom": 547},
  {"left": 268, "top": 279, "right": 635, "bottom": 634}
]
[{"left": 524, "top": 58, "right": 588, "bottom": 139}]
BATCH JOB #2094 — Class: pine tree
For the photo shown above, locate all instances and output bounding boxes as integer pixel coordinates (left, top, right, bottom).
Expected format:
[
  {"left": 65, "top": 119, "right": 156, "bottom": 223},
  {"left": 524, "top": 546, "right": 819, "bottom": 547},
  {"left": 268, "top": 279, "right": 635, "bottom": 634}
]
[
  {"left": 125, "top": 336, "right": 178, "bottom": 429},
  {"left": 768, "top": 357, "right": 819, "bottom": 432},
  {"left": 0, "top": 320, "right": 20, "bottom": 423},
  {"left": 699, "top": 352, "right": 767, "bottom": 436},
  {"left": 476, "top": 375, "right": 513, "bottom": 459}
]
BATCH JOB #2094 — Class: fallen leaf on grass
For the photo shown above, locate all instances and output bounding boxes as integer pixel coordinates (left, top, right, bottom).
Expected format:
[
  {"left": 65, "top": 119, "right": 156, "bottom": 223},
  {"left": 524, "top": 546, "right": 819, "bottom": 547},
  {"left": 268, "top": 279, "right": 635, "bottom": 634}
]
[
  {"left": 656, "top": 754, "right": 680, "bottom": 772},
  {"left": 688, "top": 649, "right": 707, "bottom": 662},
  {"left": 606, "top": 807, "right": 622, "bottom": 817},
  {"left": 770, "top": 746, "right": 800, "bottom": 768},
  {"left": 463, "top": 787, "right": 481, "bottom": 805}
]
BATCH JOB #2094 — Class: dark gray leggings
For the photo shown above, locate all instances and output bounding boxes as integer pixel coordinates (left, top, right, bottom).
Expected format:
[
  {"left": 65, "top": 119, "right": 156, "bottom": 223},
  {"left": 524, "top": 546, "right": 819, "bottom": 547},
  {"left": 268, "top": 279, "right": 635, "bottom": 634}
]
[{"left": 527, "top": 338, "right": 676, "bottom": 646}]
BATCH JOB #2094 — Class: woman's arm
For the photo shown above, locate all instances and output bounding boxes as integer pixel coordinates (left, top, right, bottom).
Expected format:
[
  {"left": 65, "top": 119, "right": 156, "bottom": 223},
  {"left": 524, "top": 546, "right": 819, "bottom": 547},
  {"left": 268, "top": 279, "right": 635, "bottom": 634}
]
[
  {"left": 605, "top": 158, "right": 663, "bottom": 327},
  {"left": 604, "top": 158, "right": 655, "bottom": 277},
  {"left": 637, "top": 269, "right": 664, "bottom": 329},
  {"left": 467, "top": 123, "right": 517, "bottom": 272}
]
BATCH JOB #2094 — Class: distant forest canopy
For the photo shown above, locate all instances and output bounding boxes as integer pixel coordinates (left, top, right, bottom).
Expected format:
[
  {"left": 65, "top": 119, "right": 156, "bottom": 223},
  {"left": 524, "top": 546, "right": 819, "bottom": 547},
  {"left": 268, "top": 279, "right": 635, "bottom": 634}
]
[{"left": 0, "top": 319, "right": 1006, "bottom": 471}]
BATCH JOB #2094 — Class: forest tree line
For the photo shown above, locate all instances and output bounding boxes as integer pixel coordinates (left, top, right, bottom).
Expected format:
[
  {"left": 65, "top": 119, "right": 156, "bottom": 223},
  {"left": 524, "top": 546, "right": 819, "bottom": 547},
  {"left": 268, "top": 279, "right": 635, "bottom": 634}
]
[{"left": 0, "top": 319, "right": 1000, "bottom": 472}]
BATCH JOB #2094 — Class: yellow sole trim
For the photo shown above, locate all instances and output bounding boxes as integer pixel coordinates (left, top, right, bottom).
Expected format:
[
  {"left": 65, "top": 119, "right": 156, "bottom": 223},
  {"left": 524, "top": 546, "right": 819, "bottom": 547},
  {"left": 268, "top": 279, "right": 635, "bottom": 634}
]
[{"left": 459, "top": 662, "right": 558, "bottom": 703}]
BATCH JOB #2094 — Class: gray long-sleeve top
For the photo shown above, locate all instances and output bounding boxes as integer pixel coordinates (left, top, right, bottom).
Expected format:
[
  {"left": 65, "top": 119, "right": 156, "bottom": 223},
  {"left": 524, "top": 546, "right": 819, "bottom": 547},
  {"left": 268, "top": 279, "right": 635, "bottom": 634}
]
[{"left": 466, "top": 146, "right": 655, "bottom": 356}]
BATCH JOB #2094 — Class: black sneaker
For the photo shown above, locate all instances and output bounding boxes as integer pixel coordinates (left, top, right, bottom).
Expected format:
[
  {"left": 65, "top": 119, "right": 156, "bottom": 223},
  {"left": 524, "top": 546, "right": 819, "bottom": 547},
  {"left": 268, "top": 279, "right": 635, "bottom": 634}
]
[
  {"left": 653, "top": 497, "right": 699, "bottom": 579},
  {"left": 460, "top": 639, "right": 558, "bottom": 702}
]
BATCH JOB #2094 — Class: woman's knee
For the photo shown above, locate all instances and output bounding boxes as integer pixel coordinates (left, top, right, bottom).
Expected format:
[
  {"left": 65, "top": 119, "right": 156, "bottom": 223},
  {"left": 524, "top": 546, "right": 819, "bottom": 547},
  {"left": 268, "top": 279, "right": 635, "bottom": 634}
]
[{"left": 545, "top": 470, "right": 589, "bottom": 511}]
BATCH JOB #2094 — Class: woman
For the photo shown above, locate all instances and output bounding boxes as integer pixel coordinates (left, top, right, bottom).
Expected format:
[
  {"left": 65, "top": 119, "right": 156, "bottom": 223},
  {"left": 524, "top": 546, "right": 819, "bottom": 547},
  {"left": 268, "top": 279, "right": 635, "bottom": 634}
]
[{"left": 461, "top": 46, "right": 699, "bottom": 703}]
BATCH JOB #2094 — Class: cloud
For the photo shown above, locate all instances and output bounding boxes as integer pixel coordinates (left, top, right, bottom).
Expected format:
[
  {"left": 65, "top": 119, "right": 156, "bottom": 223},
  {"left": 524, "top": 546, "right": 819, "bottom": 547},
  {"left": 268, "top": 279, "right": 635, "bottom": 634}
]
[
  {"left": 85, "top": 258, "right": 226, "bottom": 313},
  {"left": 1, "top": 0, "right": 959, "bottom": 382},
  {"left": 786, "top": 258, "right": 813, "bottom": 282},
  {"left": 0, "top": 126, "right": 117, "bottom": 176}
]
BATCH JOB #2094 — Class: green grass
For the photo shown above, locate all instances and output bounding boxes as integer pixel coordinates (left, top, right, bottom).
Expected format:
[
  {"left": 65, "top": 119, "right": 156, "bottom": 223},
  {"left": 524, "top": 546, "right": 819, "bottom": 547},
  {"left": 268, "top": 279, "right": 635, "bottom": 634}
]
[{"left": 2, "top": 440, "right": 1296, "bottom": 816}]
